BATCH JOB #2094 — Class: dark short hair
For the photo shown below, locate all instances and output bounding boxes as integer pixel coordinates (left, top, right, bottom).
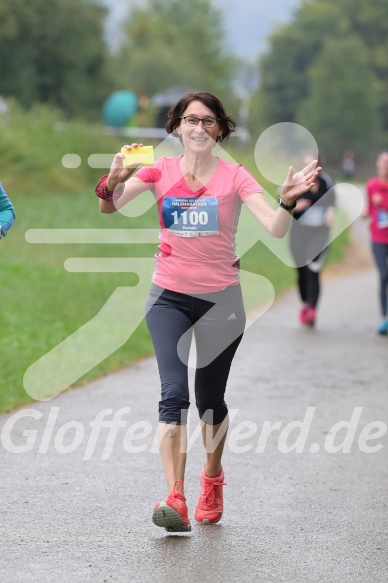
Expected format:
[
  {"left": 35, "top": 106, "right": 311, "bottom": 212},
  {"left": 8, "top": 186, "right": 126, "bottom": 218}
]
[{"left": 165, "top": 91, "right": 236, "bottom": 142}]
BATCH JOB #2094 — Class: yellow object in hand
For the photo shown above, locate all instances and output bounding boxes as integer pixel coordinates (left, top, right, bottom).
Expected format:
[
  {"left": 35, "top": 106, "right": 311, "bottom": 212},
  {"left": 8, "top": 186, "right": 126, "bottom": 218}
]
[{"left": 121, "top": 146, "right": 154, "bottom": 167}]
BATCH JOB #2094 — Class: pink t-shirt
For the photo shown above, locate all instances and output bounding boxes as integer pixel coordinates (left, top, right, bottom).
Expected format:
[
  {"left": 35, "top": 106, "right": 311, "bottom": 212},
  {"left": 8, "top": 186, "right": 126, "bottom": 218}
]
[
  {"left": 365, "top": 177, "right": 388, "bottom": 244},
  {"left": 134, "top": 156, "right": 262, "bottom": 293}
]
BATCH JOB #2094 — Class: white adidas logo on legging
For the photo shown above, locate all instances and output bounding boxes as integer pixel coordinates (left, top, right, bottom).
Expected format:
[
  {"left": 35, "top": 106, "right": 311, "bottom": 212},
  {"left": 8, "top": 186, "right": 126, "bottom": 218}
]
[{"left": 227, "top": 313, "right": 237, "bottom": 320}]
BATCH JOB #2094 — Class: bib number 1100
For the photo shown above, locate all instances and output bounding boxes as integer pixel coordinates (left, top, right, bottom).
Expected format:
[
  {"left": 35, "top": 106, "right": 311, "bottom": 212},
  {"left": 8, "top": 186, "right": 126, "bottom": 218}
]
[{"left": 172, "top": 210, "right": 209, "bottom": 226}]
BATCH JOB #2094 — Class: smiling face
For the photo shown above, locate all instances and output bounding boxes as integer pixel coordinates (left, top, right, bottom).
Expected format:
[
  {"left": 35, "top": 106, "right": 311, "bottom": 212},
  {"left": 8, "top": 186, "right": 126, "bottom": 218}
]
[{"left": 178, "top": 100, "right": 222, "bottom": 154}]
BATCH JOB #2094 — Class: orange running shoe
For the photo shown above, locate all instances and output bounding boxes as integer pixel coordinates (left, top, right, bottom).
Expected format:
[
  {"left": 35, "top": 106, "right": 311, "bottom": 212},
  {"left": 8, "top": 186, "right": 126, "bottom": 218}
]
[
  {"left": 299, "top": 304, "right": 309, "bottom": 325},
  {"left": 194, "top": 466, "right": 226, "bottom": 524},
  {"left": 305, "top": 307, "right": 316, "bottom": 327},
  {"left": 152, "top": 479, "right": 191, "bottom": 532}
]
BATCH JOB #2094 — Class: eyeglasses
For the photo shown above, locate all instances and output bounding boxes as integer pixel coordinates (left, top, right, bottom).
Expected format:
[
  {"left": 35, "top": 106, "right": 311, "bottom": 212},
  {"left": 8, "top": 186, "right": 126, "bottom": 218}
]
[{"left": 180, "top": 115, "right": 219, "bottom": 128}]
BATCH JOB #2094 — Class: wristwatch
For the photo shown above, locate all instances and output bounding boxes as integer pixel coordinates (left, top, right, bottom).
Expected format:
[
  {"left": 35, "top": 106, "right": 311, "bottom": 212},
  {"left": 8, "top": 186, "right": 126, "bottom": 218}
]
[{"left": 278, "top": 197, "right": 297, "bottom": 211}]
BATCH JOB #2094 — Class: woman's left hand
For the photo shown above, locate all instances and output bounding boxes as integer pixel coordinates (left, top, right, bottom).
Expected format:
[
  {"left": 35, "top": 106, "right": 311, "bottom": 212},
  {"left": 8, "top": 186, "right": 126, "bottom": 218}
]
[{"left": 280, "top": 159, "right": 322, "bottom": 207}]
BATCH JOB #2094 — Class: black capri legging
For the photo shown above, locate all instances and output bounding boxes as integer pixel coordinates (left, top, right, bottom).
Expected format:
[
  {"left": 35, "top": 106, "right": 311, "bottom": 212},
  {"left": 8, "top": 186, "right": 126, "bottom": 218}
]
[
  {"left": 372, "top": 242, "right": 388, "bottom": 317},
  {"left": 145, "top": 284, "right": 246, "bottom": 425}
]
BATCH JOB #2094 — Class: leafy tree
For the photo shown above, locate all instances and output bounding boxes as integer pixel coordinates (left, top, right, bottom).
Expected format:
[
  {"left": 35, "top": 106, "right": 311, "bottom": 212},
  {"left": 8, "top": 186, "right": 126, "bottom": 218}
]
[
  {"left": 251, "top": 0, "right": 388, "bottom": 160},
  {"left": 256, "top": 1, "right": 350, "bottom": 126},
  {"left": 338, "top": 0, "right": 388, "bottom": 132},
  {"left": 298, "top": 35, "right": 381, "bottom": 161},
  {"left": 115, "top": 0, "right": 237, "bottom": 102},
  {"left": 0, "top": 0, "right": 113, "bottom": 119}
]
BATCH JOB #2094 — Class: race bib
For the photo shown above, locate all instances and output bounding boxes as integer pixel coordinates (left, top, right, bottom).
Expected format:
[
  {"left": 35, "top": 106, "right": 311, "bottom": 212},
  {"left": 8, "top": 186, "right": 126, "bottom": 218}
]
[
  {"left": 298, "top": 206, "right": 326, "bottom": 227},
  {"left": 377, "top": 209, "right": 388, "bottom": 229},
  {"left": 162, "top": 197, "right": 219, "bottom": 237}
]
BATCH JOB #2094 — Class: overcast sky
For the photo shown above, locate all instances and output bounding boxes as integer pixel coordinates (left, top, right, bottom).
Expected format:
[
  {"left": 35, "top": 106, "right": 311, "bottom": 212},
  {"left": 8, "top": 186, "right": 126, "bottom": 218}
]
[
  {"left": 212, "top": 0, "right": 300, "bottom": 59},
  {"left": 101, "top": 0, "right": 301, "bottom": 60}
]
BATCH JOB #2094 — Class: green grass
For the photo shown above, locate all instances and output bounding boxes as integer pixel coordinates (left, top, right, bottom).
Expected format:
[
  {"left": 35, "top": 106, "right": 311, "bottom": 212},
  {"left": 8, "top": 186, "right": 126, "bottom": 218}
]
[
  {"left": 1, "top": 188, "right": 158, "bottom": 411},
  {"left": 0, "top": 102, "right": 349, "bottom": 413}
]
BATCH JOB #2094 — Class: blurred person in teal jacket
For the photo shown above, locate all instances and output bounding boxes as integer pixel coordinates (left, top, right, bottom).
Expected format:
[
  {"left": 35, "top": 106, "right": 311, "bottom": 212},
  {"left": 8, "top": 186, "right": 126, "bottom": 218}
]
[{"left": 0, "top": 183, "right": 15, "bottom": 239}]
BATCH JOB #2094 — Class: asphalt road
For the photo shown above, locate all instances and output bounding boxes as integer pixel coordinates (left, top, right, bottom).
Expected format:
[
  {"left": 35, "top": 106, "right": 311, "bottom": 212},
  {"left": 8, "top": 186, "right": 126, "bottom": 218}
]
[{"left": 1, "top": 206, "right": 387, "bottom": 582}]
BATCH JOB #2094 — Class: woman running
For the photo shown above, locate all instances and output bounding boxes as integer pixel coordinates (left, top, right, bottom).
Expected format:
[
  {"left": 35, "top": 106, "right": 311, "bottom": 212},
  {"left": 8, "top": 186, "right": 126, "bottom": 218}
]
[
  {"left": 0, "top": 182, "right": 15, "bottom": 240},
  {"left": 363, "top": 152, "right": 388, "bottom": 335},
  {"left": 95, "top": 91, "right": 320, "bottom": 532}
]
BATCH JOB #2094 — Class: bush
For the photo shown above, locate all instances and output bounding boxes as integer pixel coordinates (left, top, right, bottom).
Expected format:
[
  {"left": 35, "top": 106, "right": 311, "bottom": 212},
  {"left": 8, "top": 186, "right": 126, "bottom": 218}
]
[{"left": 0, "top": 99, "right": 121, "bottom": 194}]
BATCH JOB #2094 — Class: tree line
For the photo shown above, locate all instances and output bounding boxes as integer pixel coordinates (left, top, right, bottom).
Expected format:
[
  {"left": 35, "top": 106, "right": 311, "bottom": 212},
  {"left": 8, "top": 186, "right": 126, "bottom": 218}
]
[
  {"left": 0, "top": 0, "right": 387, "bottom": 163},
  {"left": 253, "top": 0, "right": 388, "bottom": 162},
  {"left": 0, "top": 0, "right": 236, "bottom": 121}
]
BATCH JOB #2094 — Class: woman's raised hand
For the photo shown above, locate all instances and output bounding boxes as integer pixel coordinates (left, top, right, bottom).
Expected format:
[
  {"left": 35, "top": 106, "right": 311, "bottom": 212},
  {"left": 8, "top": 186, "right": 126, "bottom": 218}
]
[
  {"left": 108, "top": 143, "right": 144, "bottom": 188},
  {"left": 280, "top": 159, "right": 322, "bottom": 206}
]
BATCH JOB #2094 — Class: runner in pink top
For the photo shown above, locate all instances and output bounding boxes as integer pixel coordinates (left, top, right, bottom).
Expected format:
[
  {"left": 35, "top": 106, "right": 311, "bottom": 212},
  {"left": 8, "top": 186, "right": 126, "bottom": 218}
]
[
  {"left": 363, "top": 152, "right": 388, "bottom": 334},
  {"left": 95, "top": 91, "right": 321, "bottom": 532},
  {"left": 134, "top": 156, "right": 262, "bottom": 294},
  {"left": 365, "top": 155, "right": 388, "bottom": 246}
]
